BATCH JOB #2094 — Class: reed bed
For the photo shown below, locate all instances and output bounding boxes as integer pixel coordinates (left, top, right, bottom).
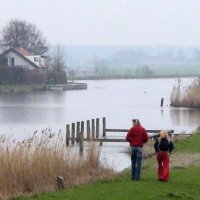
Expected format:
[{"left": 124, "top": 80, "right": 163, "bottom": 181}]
[
  {"left": 171, "top": 78, "right": 200, "bottom": 108},
  {"left": 0, "top": 129, "right": 114, "bottom": 200}
]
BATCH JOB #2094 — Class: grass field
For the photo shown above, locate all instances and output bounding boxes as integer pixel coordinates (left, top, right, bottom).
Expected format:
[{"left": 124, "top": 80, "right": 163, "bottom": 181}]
[
  {"left": 14, "top": 167, "right": 200, "bottom": 200},
  {"left": 15, "top": 132, "right": 200, "bottom": 200}
]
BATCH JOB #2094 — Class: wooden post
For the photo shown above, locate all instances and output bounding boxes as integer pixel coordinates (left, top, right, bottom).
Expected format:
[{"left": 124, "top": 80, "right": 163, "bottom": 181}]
[
  {"left": 87, "top": 120, "right": 90, "bottom": 140},
  {"left": 57, "top": 176, "right": 65, "bottom": 190},
  {"left": 103, "top": 117, "right": 106, "bottom": 137},
  {"left": 96, "top": 118, "right": 99, "bottom": 138},
  {"left": 161, "top": 98, "right": 164, "bottom": 107},
  {"left": 66, "top": 124, "right": 70, "bottom": 146},
  {"left": 71, "top": 123, "right": 75, "bottom": 145},
  {"left": 79, "top": 121, "right": 84, "bottom": 155},
  {"left": 92, "top": 119, "right": 95, "bottom": 140},
  {"left": 81, "top": 121, "right": 84, "bottom": 136},
  {"left": 76, "top": 121, "right": 80, "bottom": 142}
]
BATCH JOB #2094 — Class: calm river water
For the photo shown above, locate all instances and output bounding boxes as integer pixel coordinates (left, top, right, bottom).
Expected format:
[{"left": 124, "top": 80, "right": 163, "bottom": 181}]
[{"left": 0, "top": 78, "right": 199, "bottom": 171}]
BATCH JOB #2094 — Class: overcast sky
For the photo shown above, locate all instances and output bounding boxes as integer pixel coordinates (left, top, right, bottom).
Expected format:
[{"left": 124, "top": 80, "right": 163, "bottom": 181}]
[{"left": 0, "top": 0, "right": 200, "bottom": 46}]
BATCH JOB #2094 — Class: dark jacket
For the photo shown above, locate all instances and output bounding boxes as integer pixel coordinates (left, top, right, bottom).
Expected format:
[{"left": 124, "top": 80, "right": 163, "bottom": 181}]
[
  {"left": 126, "top": 125, "right": 148, "bottom": 147},
  {"left": 154, "top": 137, "right": 174, "bottom": 153}
]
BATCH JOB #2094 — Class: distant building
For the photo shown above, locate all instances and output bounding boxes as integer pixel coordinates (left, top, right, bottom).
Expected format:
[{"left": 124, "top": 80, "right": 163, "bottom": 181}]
[{"left": 0, "top": 47, "right": 49, "bottom": 70}]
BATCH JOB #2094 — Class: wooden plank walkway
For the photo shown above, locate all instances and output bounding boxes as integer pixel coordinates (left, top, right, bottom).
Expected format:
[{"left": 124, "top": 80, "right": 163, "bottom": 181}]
[{"left": 65, "top": 117, "right": 192, "bottom": 155}]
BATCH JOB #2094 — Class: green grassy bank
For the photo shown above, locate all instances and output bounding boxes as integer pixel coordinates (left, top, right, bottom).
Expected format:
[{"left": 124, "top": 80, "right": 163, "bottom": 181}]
[{"left": 15, "top": 132, "right": 200, "bottom": 200}]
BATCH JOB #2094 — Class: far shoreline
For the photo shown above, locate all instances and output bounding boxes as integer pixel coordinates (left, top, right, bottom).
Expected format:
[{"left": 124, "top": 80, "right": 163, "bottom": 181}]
[
  {"left": 71, "top": 74, "right": 198, "bottom": 81},
  {"left": 0, "top": 74, "right": 198, "bottom": 94}
]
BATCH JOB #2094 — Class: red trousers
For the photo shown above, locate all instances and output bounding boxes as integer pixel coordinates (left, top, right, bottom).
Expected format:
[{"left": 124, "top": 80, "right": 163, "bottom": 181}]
[{"left": 156, "top": 151, "right": 170, "bottom": 181}]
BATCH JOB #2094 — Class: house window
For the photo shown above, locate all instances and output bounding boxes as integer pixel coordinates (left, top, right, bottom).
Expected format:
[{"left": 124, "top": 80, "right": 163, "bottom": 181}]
[
  {"left": 8, "top": 57, "right": 14, "bottom": 66},
  {"left": 34, "top": 57, "right": 39, "bottom": 62}
]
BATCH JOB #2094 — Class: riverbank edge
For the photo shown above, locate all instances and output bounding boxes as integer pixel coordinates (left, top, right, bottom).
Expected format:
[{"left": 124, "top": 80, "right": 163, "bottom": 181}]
[
  {"left": 15, "top": 131, "right": 200, "bottom": 200},
  {"left": 0, "top": 82, "right": 87, "bottom": 93},
  {"left": 0, "top": 74, "right": 197, "bottom": 94}
]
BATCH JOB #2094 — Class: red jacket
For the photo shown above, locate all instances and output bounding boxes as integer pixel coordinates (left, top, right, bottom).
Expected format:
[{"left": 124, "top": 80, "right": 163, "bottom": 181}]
[{"left": 126, "top": 125, "right": 148, "bottom": 147}]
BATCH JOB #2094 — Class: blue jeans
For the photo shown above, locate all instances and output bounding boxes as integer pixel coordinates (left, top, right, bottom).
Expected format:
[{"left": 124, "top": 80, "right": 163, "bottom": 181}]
[{"left": 131, "top": 147, "right": 143, "bottom": 180}]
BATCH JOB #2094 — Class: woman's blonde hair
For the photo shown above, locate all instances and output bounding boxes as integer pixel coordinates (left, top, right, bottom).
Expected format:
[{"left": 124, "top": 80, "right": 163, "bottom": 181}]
[{"left": 159, "top": 130, "right": 169, "bottom": 139}]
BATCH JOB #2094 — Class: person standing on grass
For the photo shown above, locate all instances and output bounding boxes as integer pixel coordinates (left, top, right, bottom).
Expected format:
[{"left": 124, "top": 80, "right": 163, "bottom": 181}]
[
  {"left": 126, "top": 119, "right": 148, "bottom": 180},
  {"left": 154, "top": 130, "right": 174, "bottom": 182}
]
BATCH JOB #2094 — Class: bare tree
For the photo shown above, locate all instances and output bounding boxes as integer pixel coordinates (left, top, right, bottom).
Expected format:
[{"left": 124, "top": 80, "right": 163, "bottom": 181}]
[
  {"left": 93, "top": 55, "right": 108, "bottom": 76},
  {"left": 0, "top": 19, "right": 48, "bottom": 54},
  {"left": 51, "top": 44, "right": 66, "bottom": 71}
]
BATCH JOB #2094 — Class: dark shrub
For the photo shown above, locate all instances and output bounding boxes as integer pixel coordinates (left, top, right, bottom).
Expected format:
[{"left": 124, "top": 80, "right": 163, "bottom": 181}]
[
  {"left": 0, "top": 65, "right": 26, "bottom": 84},
  {"left": 46, "top": 70, "right": 67, "bottom": 84},
  {"left": 0, "top": 66, "right": 44, "bottom": 84},
  {"left": 25, "top": 69, "right": 44, "bottom": 84}
]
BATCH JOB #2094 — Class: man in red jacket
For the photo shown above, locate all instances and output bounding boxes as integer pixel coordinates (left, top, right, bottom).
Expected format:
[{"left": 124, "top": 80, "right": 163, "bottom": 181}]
[{"left": 126, "top": 119, "right": 148, "bottom": 180}]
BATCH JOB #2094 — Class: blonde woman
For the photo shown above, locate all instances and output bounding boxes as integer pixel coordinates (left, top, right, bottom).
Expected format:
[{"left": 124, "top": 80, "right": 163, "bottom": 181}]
[{"left": 154, "top": 130, "right": 174, "bottom": 182}]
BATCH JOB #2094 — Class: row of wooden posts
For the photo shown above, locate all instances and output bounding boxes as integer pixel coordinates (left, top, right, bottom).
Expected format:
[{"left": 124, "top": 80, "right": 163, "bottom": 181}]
[
  {"left": 66, "top": 117, "right": 106, "bottom": 154},
  {"left": 66, "top": 117, "right": 106, "bottom": 144}
]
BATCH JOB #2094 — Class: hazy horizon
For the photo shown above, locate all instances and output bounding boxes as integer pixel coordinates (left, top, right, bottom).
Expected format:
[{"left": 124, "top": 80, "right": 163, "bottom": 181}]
[{"left": 0, "top": 0, "right": 200, "bottom": 47}]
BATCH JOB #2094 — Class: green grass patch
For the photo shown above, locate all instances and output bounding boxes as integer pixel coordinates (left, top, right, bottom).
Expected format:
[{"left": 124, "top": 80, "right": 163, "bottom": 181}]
[{"left": 174, "top": 132, "right": 200, "bottom": 153}]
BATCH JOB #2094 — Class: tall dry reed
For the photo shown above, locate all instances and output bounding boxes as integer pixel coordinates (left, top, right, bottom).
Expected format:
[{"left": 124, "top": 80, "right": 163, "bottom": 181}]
[
  {"left": 171, "top": 78, "right": 200, "bottom": 108},
  {"left": 0, "top": 129, "right": 114, "bottom": 200}
]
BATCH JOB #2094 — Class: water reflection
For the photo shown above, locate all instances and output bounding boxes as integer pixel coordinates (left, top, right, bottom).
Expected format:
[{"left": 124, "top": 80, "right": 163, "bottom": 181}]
[{"left": 170, "top": 108, "right": 200, "bottom": 128}]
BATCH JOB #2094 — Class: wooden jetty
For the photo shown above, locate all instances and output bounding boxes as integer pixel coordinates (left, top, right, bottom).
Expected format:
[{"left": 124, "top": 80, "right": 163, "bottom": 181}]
[
  {"left": 41, "top": 82, "right": 87, "bottom": 91},
  {"left": 66, "top": 117, "right": 175, "bottom": 145},
  {"left": 65, "top": 117, "right": 188, "bottom": 154},
  {"left": 63, "top": 82, "right": 87, "bottom": 90}
]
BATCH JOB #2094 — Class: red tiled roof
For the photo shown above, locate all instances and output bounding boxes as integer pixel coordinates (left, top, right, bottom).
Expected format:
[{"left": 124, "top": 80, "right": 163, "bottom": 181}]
[{"left": 14, "top": 47, "right": 32, "bottom": 56}]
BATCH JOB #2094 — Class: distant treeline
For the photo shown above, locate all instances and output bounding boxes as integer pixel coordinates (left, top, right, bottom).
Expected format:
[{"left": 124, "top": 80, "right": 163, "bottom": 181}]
[
  {"left": 64, "top": 45, "right": 200, "bottom": 69},
  {"left": 67, "top": 63, "right": 200, "bottom": 81},
  {"left": 63, "top": 45, "right": 200, "bottom": 80}
]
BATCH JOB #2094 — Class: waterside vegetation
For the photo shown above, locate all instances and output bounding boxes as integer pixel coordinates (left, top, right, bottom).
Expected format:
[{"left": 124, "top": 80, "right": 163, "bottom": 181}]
[
  {"left": 14, "top": 130, "right": 200, "bottom": 200},
  {"left": 0, "top": 129, "right": 114, "bottom": 200},
  {"left": 171, "top": 78, "right": 200, "bottom": 108}
]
